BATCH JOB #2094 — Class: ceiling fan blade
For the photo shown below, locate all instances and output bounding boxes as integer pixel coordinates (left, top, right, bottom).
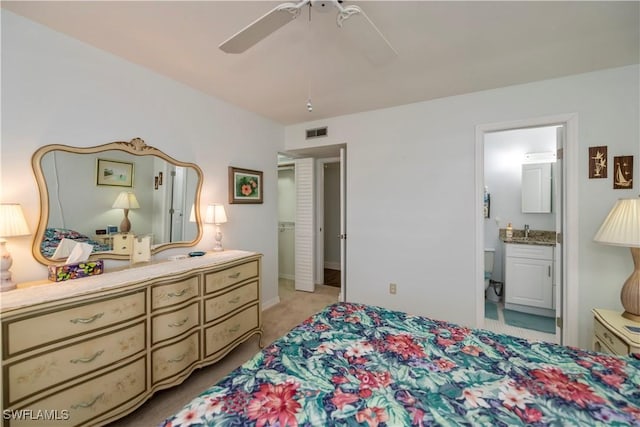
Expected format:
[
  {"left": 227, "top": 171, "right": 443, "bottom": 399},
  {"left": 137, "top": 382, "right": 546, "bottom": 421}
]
[
  {"left": 219, "top": 2, "right": 307, "bottom": 53},
  {"left": 337, "top": 5, "right": 397, "bottom": 65}
]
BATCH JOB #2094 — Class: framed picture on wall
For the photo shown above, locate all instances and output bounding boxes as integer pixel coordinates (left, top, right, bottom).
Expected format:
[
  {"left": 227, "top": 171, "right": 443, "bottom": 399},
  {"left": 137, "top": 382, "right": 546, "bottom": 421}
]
[
  {"left": 588, "top": 146, "right": 607, "bottom": 179},
  {"left": 613, "top": 155, "right": 633, "bottom": 189},
  {"left": 96, "top": 159, "right": 134, "bottom": 187},
  {"left": 229, "top": 166, "right": 263, "bottom": 204}
]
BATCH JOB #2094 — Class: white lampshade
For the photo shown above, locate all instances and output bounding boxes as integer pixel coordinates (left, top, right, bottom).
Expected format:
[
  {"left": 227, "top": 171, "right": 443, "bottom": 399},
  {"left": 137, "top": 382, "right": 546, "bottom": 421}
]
[
  {"left": 189, "top": 204, "right": 196, "bottom": 223},
  {"left": 593, "top": 198, "right": 640, "bottom": 247},
  {"left": 112, "top": 192, "right": 140, "bottom": 209},
  {"left": 0, "top": 204, "right": 30, "bottom": 238},
  {"left": 205, "top": 204, "right": 228, "bottom": 225}
]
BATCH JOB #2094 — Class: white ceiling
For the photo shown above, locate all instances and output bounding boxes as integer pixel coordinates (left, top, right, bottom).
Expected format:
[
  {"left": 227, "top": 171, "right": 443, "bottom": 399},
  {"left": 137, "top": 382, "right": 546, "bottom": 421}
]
[{"left": 3, "top": 1, "right": 639, "bottom": 125}]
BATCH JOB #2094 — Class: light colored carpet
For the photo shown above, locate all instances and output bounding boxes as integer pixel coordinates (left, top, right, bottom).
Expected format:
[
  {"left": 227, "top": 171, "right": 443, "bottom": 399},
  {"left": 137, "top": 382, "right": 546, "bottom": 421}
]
[{"left": 108, "top": 279, "right": 339, "bottom": 426}]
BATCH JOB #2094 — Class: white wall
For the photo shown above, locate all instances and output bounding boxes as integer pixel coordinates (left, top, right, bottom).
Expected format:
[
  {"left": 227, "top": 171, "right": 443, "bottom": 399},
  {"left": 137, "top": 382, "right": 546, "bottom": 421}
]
[
  {"left": 284, "top": 65, "right": 639, "bottom": 349},
  {"left": 1, "top": 11, "right": 284, "bottom": 307}
]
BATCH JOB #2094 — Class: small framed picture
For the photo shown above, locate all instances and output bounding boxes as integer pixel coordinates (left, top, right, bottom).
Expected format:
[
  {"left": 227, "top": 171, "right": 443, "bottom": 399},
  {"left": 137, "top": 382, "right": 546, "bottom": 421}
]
[
  {"left": 229, "top": 166, "right": 263, "bottom": 204},
  {"left": 96, "top": 159, "right": 134, "bottom": 187},
  {"left": 613, "top": 155, "right": 633, "bottom": 189},
  {"left": 588, "top": 146, "right": 607, "bottom": 179}
]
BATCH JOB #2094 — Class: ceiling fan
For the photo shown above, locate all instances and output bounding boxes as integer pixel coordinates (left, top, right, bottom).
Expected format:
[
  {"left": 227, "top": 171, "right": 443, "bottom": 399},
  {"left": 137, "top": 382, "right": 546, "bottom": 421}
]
[{"left": 219, "top": 0, "right": 397, "bottom": 65}]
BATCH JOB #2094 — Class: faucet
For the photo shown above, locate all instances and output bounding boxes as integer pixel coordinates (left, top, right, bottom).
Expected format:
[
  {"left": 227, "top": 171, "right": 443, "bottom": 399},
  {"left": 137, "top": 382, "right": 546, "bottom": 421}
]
[{"left": 524, "top": 224, "right": 530, "bottom": 239}]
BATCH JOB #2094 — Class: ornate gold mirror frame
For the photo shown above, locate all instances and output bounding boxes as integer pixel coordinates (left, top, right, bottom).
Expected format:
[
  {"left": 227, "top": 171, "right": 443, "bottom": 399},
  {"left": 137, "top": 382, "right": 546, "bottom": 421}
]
[{"left": 31, "top": 138, "right": 203, "bottom": 265}]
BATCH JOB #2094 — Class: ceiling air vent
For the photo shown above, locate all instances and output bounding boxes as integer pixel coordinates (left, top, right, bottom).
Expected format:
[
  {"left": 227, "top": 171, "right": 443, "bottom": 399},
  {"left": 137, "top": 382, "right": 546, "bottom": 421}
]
[{"left": 305, "top": 126, "right": 328, "bottom": 139}]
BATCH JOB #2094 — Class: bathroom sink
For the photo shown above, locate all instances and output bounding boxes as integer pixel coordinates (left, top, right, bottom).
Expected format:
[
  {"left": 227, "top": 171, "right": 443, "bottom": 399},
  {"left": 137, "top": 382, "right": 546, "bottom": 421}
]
[
  {"left": 500, "top": 228, "right": 556, "bottom": 246},
  {"left": 505, "top": 237, "right": 555, "bottom": 246}
]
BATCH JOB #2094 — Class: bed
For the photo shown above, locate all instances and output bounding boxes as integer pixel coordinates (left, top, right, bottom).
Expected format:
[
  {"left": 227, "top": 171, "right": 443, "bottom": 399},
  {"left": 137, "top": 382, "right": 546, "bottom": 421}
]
[
  {"left": 40, "top": 227, "right": 112, "bottom": 258},
  {"left": 161, "top": 302, "right": 640, "bottom": 426}
]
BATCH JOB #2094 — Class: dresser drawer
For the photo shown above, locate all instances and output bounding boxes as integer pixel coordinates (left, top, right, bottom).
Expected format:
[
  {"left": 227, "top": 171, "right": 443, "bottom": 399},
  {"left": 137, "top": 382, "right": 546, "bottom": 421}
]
[
  {"left": 9, "top": 356, "right": 146, "bottom": 427},
  {"left": 594, "top": 318, "right": 629, "bottom": 355},
  {"left": 5, "top": 291, "right": 146, "bottom": 357},
  {"left": 152, "top": 331, "right": 199, "bottom": 384},
  {"left": 151, "top": 302, "right": 199, "bottom": 344},
  {"left": 505, "top": 243, "right": 553, "bottom": 260},
  {"left": 205, "top": 260, "right": 258, "bottom": 294},
  {"left": 204, "top": 304, "right": 259, "bottom": 357},
  {"left": 6, "top": 322, "right": 145, "bottom": 406},
  {"left": 151, "top": 276, "right": 199, "bottom": 310},
  {"left": 204, "top": 281, "right": 259, "bottom": 323}
]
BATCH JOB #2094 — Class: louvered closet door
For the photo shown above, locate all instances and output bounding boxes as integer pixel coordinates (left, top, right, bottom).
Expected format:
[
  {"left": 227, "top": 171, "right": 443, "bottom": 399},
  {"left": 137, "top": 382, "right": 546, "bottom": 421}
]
[{"left": 295, "top": 158, "right": 315, "bottom": 292}]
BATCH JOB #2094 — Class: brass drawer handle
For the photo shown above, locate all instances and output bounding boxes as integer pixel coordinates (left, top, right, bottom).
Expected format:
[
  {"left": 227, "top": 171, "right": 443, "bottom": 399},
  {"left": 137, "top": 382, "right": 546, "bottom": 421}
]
[
  {"left": 168, "top": 353, "right": 187, "bottom": 363},
  {"left": 169, "top": 317, "right": 189, "bottom": 328},
  {"left": 603, "top": 332, "right": 615, "bottom": 345},
  {"left": 168, "top": 288, "right": 188, "bottom": 298},
  {"left": 228, "top": 272, "right": 241, "bottom": 279},
  {"left": 228, "top": 296, "right": 240, "bottom": 304},
  {"left": 70, "top": 350, "right": 105, "bottom": 364},
  {"left": 70, "top": 312, "right": 104, "bottom": 324},
  {"left": 228, "top": 324, "right": 241, "bottom": 333},
  {"left": 71, "top": 393, "right": 104, "bottom": 409}
]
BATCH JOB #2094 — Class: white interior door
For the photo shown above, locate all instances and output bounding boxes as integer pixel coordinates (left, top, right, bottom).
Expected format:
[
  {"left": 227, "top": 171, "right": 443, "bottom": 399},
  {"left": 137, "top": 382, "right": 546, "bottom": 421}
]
[
  {"left": 339, "top": 148, "right": 347, "bottom": 302},
  {"left": 555, "top": 126, "right": 565, "bottom": 342},
  {"left": 295, "top": 158, "right": 315, "bottom": 292}
]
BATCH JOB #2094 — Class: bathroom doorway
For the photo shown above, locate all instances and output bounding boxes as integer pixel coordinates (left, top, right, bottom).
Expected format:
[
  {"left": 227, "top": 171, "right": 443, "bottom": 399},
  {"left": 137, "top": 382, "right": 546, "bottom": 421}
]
[{"left": 476, "top": 114, "right": 579, "bottom": 346}]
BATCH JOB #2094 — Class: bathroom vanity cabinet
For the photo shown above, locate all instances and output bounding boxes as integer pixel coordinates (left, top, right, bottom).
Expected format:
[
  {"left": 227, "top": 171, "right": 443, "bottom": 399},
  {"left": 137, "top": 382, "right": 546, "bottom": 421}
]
[
  {"left": 504, "top": 243, "right": 555, "bottom": 316},
  {"left": 1, "top": 250, "right": 262, "bottom": 427}
]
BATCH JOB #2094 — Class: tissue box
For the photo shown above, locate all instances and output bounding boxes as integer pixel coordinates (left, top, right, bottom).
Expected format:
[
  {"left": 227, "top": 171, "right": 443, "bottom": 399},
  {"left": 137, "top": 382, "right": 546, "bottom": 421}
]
[{"left": 48, "top": 260, "right": 104, "bottom": 282}]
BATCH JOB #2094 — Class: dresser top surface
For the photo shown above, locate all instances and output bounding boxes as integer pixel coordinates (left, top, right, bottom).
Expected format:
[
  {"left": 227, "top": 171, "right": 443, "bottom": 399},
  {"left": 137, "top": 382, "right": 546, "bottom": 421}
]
[
  {"left": 593, "top": 308, "right": 640, "bottom": 345},
  {"left": 1, "top": 250, "right": 260, "bottom": 313}
]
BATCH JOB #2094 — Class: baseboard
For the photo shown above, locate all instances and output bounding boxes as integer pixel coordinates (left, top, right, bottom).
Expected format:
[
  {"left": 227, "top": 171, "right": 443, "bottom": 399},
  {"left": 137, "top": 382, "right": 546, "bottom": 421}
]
[
  {"left": 504, "top": 302, "right": 555, "bottom": 318},
  {"left": 262, "top": 296, "right": 281, "bottom": 311},
  {"left": 324, "top": 262, "right": 341, "bottom": 270},
  {"left": 278, "top": 273, "right": 294, "bottom": 280}
]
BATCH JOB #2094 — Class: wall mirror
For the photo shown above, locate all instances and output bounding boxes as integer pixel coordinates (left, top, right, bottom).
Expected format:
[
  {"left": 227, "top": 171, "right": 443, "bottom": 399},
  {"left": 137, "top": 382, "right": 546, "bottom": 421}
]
[{"left": 31, "top": 138, "right": 203, "bottom": 265}]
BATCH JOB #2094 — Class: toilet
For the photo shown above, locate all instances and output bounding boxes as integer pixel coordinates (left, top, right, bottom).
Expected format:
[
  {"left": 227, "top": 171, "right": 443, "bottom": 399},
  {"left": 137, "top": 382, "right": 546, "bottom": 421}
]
[{"left": 484, "top": 248, "right": 502, "bottom": 302}]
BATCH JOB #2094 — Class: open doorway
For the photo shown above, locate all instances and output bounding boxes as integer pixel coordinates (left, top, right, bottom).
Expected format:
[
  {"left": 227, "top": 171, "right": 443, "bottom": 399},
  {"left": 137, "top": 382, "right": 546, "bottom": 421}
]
[
  {"left": 476, "top": 113, "right": 579, "bottom": 346},
  {"left": 483, "top": 125, "right": 560, "bottom": 343},
  {"left": 276, "top": 144, "right": 346, "bottom": 304}
]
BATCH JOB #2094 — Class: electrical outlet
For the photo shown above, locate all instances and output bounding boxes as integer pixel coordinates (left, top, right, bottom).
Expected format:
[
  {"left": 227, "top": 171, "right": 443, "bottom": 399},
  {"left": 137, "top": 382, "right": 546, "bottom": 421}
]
[{"left": 389, "top": 283, "right": 397, "bottom": 295}]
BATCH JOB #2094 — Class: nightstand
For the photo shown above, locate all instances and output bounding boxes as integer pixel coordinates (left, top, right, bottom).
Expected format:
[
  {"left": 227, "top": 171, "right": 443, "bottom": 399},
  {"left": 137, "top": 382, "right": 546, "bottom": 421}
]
[{"left": 592, "top": 308, "right": 640, "bottom": 355}]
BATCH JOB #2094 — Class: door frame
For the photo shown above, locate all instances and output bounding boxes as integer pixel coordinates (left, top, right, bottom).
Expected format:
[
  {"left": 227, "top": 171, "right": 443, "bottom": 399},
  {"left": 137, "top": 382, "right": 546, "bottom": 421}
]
[{"left": 475, "top": 113, "right": 579, "bottom": 346}]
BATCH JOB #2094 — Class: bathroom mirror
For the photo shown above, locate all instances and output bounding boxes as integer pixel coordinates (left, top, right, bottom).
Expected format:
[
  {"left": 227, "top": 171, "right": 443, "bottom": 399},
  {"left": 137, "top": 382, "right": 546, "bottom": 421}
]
[
  {"left": 521, "top": 162, "right": 552, "bottom": 213},
  {"left": 31, "top": 138, "right": 203, "bottom": 264}
]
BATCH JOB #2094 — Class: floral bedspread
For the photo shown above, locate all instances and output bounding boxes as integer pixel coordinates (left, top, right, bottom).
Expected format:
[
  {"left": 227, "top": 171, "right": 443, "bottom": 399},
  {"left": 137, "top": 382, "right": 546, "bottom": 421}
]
[
  {"left": 162, "top": 302, "right": 640, "bottom": 426},
  {"left": 40, "top": 227, "right": 111, "bottom": 257}
]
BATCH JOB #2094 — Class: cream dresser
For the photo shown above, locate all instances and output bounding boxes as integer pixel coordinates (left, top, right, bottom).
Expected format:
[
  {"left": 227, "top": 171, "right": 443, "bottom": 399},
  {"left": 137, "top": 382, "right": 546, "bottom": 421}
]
[
  {"left": 592, "top": 308, "right": 640, "bottom": 355},
  {"left": 1, "top": 250, "right": 262, "bottom": 426}
]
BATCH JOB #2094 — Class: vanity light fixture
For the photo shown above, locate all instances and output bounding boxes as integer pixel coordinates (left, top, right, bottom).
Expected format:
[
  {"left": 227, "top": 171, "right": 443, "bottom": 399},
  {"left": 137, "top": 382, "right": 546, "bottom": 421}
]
[
  {"left": 594, "top": 196, "right": 640, "bottom": 321},
  {"left": 112, "top": 191, "right": 140, "bottom": 233},
  {"left": 0, "top": 203, "right": 31, "bottom": 292},
  {"left": 205, "top": 204, "right": 228, "bottom": 252}
]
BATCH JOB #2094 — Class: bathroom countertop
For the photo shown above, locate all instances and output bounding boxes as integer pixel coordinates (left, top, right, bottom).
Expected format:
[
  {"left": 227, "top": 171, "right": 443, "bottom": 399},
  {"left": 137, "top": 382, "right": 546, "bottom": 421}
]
[{"left": 499, "top": 229, "right": 556, "bottom": 246}]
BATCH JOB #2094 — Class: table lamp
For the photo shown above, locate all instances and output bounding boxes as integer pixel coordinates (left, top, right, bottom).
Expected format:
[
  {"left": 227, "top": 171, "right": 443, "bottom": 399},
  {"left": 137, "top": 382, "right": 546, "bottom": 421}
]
[
  {"left": 593, "top": 197, "right": 640, "bottom": 321},
  {"left": 205, "top": 204, "right": 228, "bottom": 251},
  {"left": 0, "top": 203, "right": 31, "bottom": 292},
  {"left": 112, "top": 192, "right": 140, "bottom": 233}
]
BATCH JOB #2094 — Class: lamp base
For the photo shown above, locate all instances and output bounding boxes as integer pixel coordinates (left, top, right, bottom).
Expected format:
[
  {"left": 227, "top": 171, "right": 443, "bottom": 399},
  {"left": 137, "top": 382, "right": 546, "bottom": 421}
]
[
  {"left": 0, "top": 277, "right": 16, "bottom": 292},
  {"left": 620, "top": 247, "right": 640, "bottom": 321},
  {"left": 213, "top": 229, "right": 224, "bottom": 252},
  {"left": 622, "top": 311, "right": 640, "bottom": 323}
]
